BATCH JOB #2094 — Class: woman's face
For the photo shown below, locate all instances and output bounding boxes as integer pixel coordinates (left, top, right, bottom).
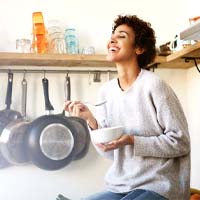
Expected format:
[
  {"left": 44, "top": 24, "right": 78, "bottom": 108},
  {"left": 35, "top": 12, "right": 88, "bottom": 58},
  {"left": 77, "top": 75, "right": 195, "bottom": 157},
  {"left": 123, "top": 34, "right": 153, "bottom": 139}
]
[{"left": 106, "top": 24, "right": 138, "bottom": 62}]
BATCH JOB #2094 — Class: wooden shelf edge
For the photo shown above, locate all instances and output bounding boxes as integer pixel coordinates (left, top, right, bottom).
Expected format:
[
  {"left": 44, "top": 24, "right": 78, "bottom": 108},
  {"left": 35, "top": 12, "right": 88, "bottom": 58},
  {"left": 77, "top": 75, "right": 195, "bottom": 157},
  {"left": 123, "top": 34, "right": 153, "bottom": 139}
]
[
  {"left": 0, "top": 52, "right": 115, "bottom": 67},
  {"left": 166, "top": 41, "right": 200, "bottom": 62},
  {"left": 1, "top": 41, "right": 200, "bottom": 69}
]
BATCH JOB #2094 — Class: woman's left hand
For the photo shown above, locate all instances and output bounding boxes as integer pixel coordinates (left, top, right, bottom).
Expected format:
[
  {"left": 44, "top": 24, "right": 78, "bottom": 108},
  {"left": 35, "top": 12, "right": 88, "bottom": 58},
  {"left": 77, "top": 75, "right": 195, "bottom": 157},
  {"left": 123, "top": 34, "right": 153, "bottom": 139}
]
[{"left": 95, "top": 134, "right": 134, "bottom": 152}]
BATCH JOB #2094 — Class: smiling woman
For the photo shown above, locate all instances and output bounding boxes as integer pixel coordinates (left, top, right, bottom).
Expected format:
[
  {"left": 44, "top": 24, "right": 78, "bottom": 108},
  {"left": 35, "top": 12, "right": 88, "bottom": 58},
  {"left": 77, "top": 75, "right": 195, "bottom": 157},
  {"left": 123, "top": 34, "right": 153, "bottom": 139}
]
[{"left": 64, "top": 14, "right": 190, "bottom": 200}]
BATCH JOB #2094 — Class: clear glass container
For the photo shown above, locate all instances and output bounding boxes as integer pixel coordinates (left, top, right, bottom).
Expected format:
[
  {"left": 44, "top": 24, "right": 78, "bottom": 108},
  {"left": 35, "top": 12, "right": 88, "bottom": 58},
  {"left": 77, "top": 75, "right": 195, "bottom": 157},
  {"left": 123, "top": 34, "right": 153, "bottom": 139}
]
[
  {"left": 64, "top": 28, "right": 79, "bottom": 54},
  {"left": 16, "top": 39, "right": 31, "bottom": 53},
  {"left": 47, "top": 20, "right": 66, "bottom": 54}
]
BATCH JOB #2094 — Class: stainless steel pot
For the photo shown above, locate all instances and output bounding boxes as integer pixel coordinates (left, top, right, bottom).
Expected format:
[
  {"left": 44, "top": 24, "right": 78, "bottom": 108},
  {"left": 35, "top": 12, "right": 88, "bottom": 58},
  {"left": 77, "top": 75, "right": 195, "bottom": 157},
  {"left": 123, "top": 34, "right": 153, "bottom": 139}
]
[
  {"left": 0, "top": 72, "right": 22, "bottom": 168},
  {"left": 0, "top": 76, "right": 29, "bottom": 165}
]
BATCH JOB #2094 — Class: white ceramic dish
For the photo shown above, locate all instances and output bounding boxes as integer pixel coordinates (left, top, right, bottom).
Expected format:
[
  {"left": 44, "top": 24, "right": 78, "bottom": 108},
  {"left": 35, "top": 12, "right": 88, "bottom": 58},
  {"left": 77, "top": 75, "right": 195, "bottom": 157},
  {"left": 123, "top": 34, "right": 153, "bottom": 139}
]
[{"left": 90, "top": 126, "right": 124, "bottom": 143}]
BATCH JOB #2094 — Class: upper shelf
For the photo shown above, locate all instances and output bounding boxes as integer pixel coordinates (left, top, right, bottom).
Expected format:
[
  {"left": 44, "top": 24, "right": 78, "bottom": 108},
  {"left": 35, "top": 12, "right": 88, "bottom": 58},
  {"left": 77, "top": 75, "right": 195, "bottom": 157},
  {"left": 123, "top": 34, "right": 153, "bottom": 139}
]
[
  {"left": 0, "top": 41, "right": 200, "bottom": 69},
  {"left": 157, "top": 41, "right": 200, "bottom": 69},
  {"left": 0, "top": 53, "right": 115, "bottom": 68}
]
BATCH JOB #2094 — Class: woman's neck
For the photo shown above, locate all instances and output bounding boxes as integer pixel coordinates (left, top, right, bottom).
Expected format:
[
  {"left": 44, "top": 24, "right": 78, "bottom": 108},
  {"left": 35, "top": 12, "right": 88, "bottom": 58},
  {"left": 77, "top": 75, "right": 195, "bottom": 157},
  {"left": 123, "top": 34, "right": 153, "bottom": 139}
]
[{"left": 116, "top": 62, "right": 141, "bottom": 91}]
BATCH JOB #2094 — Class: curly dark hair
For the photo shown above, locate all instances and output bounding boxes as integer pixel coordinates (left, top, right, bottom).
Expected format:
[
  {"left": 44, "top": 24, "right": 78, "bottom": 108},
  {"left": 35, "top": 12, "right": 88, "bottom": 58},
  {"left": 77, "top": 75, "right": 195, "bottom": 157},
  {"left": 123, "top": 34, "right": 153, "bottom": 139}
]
[{"left": 112, "top": 15, "right": 156, "bottom": 68}]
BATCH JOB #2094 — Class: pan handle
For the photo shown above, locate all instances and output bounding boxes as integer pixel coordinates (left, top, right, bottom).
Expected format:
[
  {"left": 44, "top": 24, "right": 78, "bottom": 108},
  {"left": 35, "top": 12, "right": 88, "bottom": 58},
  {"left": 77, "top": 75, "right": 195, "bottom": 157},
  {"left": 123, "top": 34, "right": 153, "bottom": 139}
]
[
  {"left": 5, "top": 72, "right": 13, "bottom": 110},
  {"left": 21, "top": 76, "right": 27, "bottom": 119},
  {"left": 42, "top": 78, "right": 54, "bottom": 112},
  {"left": 64, "top": 73, "right": 71, "bottom": 101}
]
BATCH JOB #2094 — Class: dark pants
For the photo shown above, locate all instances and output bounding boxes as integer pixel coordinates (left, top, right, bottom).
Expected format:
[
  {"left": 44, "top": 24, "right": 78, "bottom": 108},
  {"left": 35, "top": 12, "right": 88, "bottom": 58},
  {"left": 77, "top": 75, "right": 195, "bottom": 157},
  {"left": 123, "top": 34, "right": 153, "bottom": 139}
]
[{"left": 82, "top": 189, "right": 168, "bottom": 200}]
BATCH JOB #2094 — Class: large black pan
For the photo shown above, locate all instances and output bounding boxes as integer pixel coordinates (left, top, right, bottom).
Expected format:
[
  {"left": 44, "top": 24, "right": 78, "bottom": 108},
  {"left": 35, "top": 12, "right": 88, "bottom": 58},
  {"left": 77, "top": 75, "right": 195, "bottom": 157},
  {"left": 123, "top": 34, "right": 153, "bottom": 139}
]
[
  {"left": 0, "top": 72, "right": 22, "bottom": 168},
  {"left": 25, "top": 77, "right": 78, "bottom": 170},
  {"left": 0, "top": 76, "right": 30, "bottom": 165}
]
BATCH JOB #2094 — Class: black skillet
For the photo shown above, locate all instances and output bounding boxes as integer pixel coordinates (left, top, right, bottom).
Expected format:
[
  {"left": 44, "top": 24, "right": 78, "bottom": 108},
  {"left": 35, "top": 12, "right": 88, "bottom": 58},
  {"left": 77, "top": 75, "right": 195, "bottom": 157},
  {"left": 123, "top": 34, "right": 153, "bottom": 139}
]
[
  {"left": 25, "top": 77, "right": 78, "bottom": 170},
  {"left": 67, "top": 116, "right": 90, "bottom": 160},
  {"left": 0, "top": 75, "right": 30, "bottom": 165},
  {"left": 61, "top": 73, "right": 90, "bottom": 160},
  {"left": 0, "top": 72, "right": 22, "bottom": 168}
]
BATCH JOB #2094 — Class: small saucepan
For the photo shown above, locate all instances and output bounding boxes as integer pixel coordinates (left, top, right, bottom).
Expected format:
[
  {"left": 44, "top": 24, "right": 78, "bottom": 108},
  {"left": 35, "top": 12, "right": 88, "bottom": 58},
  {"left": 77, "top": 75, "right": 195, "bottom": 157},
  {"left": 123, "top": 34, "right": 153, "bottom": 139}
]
[
  {"left": 0, "top": 72, "right": 22, "bottom": 168},
  {"left": 60, "top": 73, "right": 90, "bottom": 160},
  {"left": 0, "top": 75, "right": 30, "bottom": 165}
]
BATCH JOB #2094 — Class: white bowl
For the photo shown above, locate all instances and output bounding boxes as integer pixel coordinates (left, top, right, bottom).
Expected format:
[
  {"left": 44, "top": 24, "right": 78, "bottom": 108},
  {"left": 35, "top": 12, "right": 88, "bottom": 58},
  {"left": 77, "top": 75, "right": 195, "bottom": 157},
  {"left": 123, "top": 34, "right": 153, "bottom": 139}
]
[{"left": 90, "top": 126, "right": 124, "bottom": 143}]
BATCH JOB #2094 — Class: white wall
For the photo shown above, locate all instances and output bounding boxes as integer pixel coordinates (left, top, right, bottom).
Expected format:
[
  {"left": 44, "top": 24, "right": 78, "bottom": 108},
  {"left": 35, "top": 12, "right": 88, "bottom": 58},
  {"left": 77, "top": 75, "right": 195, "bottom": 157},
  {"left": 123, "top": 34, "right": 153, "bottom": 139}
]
[
  {"left": 186, "top": 67, "right": 200, "bottom": 189},
  {"left": 0, "top": 0, "right": 200, "bottom": 199}
]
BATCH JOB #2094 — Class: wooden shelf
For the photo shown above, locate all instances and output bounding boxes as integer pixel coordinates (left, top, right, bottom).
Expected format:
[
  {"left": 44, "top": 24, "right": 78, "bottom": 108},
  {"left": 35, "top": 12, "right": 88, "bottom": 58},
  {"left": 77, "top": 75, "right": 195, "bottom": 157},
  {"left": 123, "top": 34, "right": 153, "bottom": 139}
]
[
  {"left": 158, "top": 41, "right": 200, "bottom": 69},
  {"left": 0, "top": 41, "right": 200, "bottom": 69},
  {"left": 0, "top": 53, "right": 115, "bottom": 68},
  {"left": 0, "top": 52, "right": 165, "bottom": 69}
]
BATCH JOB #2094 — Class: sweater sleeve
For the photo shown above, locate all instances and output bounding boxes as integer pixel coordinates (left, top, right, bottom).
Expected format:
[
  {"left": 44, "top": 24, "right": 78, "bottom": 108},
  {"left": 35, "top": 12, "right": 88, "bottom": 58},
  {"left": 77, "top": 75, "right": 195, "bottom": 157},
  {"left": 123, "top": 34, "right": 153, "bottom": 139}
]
[{"left": 134, "top": 80, "right": 190, "bottom": 158}]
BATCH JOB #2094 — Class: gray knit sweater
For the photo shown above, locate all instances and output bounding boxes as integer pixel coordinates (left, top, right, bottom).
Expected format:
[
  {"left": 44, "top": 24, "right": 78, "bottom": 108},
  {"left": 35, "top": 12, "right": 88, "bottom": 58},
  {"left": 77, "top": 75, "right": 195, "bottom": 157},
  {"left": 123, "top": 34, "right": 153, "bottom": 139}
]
[{"left": 93, "top": 69, "right": 190, "bottom": 200}]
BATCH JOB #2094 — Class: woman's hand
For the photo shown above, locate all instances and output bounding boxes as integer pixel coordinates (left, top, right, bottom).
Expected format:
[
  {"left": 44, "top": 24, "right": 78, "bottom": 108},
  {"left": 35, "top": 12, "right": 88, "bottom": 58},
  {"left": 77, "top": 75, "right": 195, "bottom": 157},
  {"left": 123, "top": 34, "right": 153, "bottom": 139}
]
[
  {"left": 64, "top": 100, "right": 98, "bottom": 129},
  {"left": 95, "top": 134, "right": 134, "bottom": 152},
  {"left": 64, "top": 100, "right": 88, "bottom": 118}
]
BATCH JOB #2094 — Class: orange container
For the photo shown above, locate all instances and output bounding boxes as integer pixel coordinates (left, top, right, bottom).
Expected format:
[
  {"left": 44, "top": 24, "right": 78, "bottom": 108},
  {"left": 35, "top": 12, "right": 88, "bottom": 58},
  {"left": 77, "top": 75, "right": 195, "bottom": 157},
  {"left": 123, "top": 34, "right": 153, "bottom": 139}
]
[
  {"left": 33, "top": 23, "right": 46, "bottom": 34},
  {"left": 32, "top": 34, "right": 48, "bottom": 54},
  {"left": 32, "top": 12, "right": 44, "bottom": 24},
  {"left": 32, "top": 12, "right": 48, "bottom": 53}
]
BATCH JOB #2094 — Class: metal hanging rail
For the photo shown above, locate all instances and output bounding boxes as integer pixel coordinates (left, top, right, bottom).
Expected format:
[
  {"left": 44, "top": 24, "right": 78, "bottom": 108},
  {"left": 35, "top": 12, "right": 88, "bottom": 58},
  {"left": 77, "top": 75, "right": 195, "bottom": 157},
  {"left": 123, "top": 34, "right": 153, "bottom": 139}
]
[{"left": 0, "top": 68, "right": 117, "bottom": 74}]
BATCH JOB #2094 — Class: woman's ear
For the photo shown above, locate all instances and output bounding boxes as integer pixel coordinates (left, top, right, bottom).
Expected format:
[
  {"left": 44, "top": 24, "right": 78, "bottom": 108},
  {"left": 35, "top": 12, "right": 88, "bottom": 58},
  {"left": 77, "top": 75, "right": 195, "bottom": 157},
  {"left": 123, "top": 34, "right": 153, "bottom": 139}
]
[{"left": 136, "top": 47, "right": 145, "bottom": 55}]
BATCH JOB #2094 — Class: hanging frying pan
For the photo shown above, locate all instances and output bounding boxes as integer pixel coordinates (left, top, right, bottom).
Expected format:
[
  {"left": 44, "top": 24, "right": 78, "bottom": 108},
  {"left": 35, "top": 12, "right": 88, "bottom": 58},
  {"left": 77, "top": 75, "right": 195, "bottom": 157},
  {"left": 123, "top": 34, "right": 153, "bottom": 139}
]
[
  {"left": 60, "top": 73, "right": 90, "bottom": 160},
  {"left": 67, "top": 116, "right": 90, "bottom": 160},
  {"left": 0, "top": 72, "right": 22, "bottom": 168},
  {"left": 0, "top": 75, "right": 30, "bottom": 165},
  {"left": 25, "top": 77, "right": 77, "bottom": 170}
]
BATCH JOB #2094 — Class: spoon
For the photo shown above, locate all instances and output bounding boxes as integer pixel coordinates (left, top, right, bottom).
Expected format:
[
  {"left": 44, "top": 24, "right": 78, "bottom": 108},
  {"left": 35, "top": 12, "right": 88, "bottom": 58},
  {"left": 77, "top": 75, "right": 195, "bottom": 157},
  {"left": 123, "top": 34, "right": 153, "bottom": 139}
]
[{"left": 84, "top": 100, "right": 107, "bottom": 107}]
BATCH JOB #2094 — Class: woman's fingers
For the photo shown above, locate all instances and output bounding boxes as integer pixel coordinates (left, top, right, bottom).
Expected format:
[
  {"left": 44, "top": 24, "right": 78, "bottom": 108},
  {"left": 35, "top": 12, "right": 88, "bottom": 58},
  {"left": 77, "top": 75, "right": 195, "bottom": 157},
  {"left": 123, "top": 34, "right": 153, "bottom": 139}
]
[
  {"left": 95, "top": 135, "right": 134, "bottom": 152},
  {"left": 64, "top": 100, "right": 88, "bottom": 117},
  {"left": 64, "top": 100, "right": 72, "bottom": 111},
  {"left": 65, "top": 100, "right": 79, "bottom": 113}
]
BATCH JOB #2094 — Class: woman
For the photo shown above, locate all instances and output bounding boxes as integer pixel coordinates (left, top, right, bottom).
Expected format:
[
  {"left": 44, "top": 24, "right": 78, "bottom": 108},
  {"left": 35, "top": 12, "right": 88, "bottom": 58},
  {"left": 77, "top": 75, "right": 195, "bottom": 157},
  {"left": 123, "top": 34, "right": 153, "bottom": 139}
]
[{"left": 65, "top": 15, "right": 190, "bottom": 200}]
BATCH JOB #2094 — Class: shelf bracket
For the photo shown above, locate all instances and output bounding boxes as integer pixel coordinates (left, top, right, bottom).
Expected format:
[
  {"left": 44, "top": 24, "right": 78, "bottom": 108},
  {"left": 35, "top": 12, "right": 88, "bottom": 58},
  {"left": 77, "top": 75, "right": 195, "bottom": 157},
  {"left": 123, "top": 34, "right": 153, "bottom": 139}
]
[
  {"left": 183, "top": 57, "right": 200, "bottom": 73},
  {"left": 146, "top": 63, "right": 158, "bottom": 72}
]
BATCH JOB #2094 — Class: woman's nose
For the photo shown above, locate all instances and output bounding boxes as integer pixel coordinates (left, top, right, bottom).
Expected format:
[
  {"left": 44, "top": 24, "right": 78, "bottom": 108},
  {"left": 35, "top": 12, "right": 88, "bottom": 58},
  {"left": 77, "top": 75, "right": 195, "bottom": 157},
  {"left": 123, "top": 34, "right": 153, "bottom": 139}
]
[
  {"left": 110, "top": 36, "right": 116, "bottom": 44},
  {"left": 110, "top": 39, "right": 115, "bottom": 43}
]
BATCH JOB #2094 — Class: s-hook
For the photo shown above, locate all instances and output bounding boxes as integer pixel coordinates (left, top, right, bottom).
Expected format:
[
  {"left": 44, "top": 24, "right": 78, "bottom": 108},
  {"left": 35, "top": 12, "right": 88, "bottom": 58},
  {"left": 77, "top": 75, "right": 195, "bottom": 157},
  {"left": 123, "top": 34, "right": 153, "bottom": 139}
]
[{"left": 43, "top": 70, "right": 46, "bottom": 78}]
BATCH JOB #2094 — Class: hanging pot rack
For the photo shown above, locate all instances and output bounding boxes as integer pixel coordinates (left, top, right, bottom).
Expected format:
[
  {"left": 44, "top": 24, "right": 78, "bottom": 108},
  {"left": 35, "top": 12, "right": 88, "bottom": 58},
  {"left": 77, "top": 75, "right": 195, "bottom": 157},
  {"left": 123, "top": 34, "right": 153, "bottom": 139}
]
[
  {"left": 0, "top": 69, "right": 117, "bottom": 84},
  {"left": 0, "top": 68, "right": 117, "bottom": 74}
]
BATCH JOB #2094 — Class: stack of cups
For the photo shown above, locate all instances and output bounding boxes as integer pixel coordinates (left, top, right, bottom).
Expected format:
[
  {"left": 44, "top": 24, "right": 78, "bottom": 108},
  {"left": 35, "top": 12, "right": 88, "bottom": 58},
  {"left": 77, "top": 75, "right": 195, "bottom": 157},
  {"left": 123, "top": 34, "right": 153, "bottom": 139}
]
[
  {"left": 32, "top": 12, "right": 48, "bottom": 54},
  {"left": 16, "top": 39, "right": 31, "bottom": 53},
  {"left": 47, "top": 20, "right": 66, "bottom": 54},
  {"left": 64, "top": 28, "right": 79, "bottom": 54}
]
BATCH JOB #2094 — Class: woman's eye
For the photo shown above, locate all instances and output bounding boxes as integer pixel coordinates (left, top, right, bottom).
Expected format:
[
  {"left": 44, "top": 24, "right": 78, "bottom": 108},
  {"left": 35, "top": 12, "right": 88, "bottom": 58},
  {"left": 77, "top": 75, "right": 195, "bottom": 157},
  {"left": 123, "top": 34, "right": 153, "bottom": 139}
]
[{"left": 118, "top": 35, "right": 126, "bottom": 38}]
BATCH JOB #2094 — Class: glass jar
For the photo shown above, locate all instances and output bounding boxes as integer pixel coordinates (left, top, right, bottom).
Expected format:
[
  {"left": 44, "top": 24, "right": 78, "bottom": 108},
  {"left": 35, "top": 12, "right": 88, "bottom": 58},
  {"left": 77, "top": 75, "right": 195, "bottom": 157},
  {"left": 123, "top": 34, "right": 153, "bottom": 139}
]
[
  {"left": 64, "top": 28, "right": 79, "bottom": 54},
  {"left": 16, "top": 39, "right": 31, "bottom": 53},
  {"left": 47, "top": 20, "right": 66, "bottom": 54},
  {"left": 82, "top": 46, "right": 95, "bottom": 54}
]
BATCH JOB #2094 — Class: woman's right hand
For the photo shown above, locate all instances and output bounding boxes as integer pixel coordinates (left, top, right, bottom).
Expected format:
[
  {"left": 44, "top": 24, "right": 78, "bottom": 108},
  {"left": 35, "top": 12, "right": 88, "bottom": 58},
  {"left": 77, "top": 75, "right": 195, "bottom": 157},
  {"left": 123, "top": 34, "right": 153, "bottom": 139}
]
[{"left": 64, "top": 100, "right": 98, "bottom": 129}]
